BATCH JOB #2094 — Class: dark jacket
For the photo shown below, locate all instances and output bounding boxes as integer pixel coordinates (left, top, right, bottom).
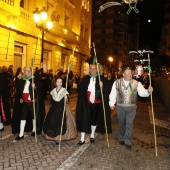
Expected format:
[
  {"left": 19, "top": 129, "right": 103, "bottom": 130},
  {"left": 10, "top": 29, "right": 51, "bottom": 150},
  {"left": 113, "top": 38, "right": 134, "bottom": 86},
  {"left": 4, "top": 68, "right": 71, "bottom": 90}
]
[
  {"left": 11, "top": 77, "right": 45, "bottom": 134},
  {"left": 0, "top": 72, "right": 11, "bottom": 125},
  {"left": 76, "top": 75, "right": 112, "bottom": 133}
]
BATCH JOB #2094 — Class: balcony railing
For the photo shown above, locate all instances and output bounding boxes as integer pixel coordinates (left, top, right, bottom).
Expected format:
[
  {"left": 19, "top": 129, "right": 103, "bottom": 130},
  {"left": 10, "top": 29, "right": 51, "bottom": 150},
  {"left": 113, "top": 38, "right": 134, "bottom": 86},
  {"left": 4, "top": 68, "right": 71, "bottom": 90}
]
[
  {"left": 20, "top": 8, "right": 31, "bottom": 20},
  {"left": 1, "top": 0, "right": 14, "bottom": 6}
]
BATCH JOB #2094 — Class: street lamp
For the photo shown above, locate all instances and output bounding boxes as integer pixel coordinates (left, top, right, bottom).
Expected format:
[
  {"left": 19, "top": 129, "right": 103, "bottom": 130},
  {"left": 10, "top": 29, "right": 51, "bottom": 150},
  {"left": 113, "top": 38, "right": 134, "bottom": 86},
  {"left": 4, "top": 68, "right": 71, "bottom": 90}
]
[
  {"left": 33, "top": 7, "right": 53, "bottom": 69},
  {"left": 108, "top": 56, "right": 113, "bottom": 73},
  {"left": 108, "top": 56, "right": 113, "bottom": 66}
]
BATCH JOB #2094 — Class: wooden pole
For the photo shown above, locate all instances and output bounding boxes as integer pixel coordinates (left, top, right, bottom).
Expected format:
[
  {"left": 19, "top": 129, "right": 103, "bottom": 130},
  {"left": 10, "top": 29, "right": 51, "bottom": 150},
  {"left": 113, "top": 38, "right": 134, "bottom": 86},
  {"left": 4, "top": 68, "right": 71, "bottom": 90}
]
[
  {"left": 32, "top": 67, "right": 37, "bottom": 143},
  {"left": 93, "top": 42, "right": 109, "bottom": 147},
  {"left": 58, "top": 48, "right": 75, "bottom": 152},
  {"left": 32, "top": 37, "right": 39, "bottom": 143},
  {"left": 147, "top": 53, "right": 158, "bottom": 156}
]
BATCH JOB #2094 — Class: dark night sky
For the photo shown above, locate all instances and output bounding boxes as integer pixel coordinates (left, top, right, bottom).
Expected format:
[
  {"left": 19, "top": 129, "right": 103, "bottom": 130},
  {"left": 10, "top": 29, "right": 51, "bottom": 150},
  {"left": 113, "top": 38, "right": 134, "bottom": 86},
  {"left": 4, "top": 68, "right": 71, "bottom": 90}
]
[{"left": 136, "top": 0, "right": 165, "bottom": 56}]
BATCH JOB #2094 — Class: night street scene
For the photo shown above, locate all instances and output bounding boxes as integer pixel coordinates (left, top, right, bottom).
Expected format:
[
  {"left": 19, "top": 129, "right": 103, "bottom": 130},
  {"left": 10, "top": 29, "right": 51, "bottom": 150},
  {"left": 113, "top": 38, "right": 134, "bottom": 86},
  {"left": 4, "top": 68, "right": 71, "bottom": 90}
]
[{"left": 0, "top": 0, "right": 170, "bottom": 170}]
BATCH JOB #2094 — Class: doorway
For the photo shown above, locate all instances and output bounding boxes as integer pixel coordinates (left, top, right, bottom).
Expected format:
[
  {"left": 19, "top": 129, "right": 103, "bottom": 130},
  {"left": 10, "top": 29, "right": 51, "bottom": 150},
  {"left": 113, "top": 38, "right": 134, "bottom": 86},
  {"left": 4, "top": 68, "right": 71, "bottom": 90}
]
[{"left": 14, "top": 54, "right": 22, "bottom": 74}]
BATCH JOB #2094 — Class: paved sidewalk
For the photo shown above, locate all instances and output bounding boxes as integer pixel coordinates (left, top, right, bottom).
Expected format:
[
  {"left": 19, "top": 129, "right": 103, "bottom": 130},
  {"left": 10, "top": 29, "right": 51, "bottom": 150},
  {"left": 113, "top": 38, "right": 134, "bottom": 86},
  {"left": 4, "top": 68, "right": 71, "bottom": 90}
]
[
  {"left": 68, "top": 96, "right": 170, "bottom": 170},
  {"left": 0, "top": 94, "right": 170, "bottom": 170}
]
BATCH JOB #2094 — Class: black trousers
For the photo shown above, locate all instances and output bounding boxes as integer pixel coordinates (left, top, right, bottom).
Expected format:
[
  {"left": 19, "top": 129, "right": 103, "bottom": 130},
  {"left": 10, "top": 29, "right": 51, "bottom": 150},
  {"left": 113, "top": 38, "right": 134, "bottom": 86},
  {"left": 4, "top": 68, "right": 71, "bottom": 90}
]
[
  {"left": 20, "top": 102, "right": 37, "bottom": 120},
  {"left": 88, "top": 103, "right": 100, "bottom": 126}
]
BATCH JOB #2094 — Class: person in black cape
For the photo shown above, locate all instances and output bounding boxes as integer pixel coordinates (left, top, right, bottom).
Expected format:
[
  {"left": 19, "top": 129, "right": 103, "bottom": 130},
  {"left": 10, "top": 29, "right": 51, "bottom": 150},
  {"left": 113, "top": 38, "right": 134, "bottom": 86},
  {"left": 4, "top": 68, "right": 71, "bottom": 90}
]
[
  {"left": 0, "top": 71, "right": 11, "bottom": 131},
  {"left": 76, "top": 63, "right": 112, "bottom": 145},
  {"left": 11, "top": 66, "right": 45, "bottom": 141}
]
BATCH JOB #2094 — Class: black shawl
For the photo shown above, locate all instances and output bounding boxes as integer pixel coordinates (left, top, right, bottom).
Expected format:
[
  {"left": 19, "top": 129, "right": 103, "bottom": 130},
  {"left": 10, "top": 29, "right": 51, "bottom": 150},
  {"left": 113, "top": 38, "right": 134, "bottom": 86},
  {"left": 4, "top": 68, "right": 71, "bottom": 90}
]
[
  {"left": 76, "top": 75, "right": 112, "bottom": 134},
  {"left": 11, "top": 77, "right": 45, "bottom": 134},
  {"left": 0, "top": 72, "right": 11, "bottom": 125}
]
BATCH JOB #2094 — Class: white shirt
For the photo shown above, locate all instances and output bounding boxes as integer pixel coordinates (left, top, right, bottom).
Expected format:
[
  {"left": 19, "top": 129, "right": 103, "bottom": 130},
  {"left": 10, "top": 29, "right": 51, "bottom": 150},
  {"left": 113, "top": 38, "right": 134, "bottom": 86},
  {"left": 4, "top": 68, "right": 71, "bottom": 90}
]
[
  {"left": 23, "top": 80, "right": 31, "bottom": 100},
  {"left": 87, "top": 77, "right": 96, "bottom": 103},
  {"left": 109, "top": 78, "right": 150, "bottom": 107}
]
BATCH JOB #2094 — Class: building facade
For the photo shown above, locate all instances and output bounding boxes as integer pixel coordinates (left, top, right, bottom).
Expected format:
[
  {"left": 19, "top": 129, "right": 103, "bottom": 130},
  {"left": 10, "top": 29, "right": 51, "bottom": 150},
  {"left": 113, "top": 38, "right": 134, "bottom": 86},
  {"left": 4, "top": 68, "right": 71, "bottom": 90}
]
[
  {"left": 0, "top": 0, "right": 92, "bottom": 77},
  {"left": 91, "top": 0, "right": 139, "bottom": 71},
  {"left": 159, "top": 0, "right": 170, "bottom": 56}
]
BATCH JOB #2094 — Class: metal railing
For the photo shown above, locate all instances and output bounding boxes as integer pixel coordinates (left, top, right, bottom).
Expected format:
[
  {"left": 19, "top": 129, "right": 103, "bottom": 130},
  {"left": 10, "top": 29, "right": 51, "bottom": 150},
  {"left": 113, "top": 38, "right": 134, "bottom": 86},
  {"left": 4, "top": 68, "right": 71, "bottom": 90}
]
[
  {"left": 1, "top": 0, "right": 14, "bottom": 6},
  {"left": 20, "top": 8, "right": 31, "bottom": 20}
]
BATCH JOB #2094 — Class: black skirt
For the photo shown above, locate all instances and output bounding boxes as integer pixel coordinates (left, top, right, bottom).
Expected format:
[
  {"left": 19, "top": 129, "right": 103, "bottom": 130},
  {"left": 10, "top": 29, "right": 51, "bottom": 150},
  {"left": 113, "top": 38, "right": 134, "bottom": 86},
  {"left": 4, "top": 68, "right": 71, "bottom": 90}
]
[{"left": 43, "top": 97, "right": 66, "bottom": 137}]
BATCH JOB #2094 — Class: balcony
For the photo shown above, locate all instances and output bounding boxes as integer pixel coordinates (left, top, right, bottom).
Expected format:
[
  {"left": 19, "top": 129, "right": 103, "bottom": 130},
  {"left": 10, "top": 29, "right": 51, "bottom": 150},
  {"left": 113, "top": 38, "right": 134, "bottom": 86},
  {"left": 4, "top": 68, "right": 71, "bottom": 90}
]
[
  {"left": 20, "top": 7, "right": 31, "bottom": 20},
  {"left": 0, "top": 0, "right": 20, "bottom": 16},
  {"left": 1, "top": 0, "right": 14, "bottom": 6}
]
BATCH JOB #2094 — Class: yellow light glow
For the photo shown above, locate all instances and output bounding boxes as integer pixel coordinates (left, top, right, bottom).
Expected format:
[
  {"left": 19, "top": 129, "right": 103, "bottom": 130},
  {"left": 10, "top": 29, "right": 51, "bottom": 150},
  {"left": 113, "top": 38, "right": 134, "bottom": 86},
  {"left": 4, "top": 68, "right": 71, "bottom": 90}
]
[
  {"left": 76, "top": 36, "right": 79, "bottom": 41},
  {"left": 41, "top": 12, "right": 47, "bottom": 21},
  {"left": 33, "top": 13, "right": 40, "bottom": 23},
  {"left": 108, "top": 57, "right": 113, "bottom": 62},
  {"left": 46, "top": 21, "right": 53, "bottom": 30},
  {"left": 8, "top": 23, "right": 16, "bottom": 29},
  {"left": 82, "top": 0, "right": 84, "bottom": 7},
  {"left": 40, "top": 7, "right": 47, "bottom": 21},
  {"left": 63, "top": 29, "right": 68, "bottom": 34},
  {"left": 58, "top": 42, "right": 65, "bottom": 47}
]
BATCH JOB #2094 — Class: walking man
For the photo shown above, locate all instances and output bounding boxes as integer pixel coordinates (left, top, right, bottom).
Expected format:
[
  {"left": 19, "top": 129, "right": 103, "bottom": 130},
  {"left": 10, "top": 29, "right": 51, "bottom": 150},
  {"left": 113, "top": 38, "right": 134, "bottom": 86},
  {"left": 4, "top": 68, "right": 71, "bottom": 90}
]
[
  {"left": 109, "top": 67, "right": 153, "bottom": 149},
  {"left": 12, "top": 66, "right": 45, "bottom": 141},
  {"left": 76, "top": 63, "right": 112, "bottom": 145}
]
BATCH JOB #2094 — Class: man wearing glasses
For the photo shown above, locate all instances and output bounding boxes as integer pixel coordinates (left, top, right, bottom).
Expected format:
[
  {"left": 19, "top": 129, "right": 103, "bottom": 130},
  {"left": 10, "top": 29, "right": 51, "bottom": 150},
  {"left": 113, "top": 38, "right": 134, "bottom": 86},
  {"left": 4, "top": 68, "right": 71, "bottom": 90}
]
[
  {"left": 12, "top": 66, "right": 45, "bottom": 141},
  {"left": 76, "top": 63, "right": 112, "bottom": 145}
]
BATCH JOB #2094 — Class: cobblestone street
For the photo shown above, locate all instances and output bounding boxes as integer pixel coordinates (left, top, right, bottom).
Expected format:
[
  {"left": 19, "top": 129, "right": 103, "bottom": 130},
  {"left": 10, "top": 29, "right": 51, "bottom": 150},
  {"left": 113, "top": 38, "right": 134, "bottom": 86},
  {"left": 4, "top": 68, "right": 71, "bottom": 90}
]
[{"left": 0, "top": 94, "right": 170, "bottom": 170}]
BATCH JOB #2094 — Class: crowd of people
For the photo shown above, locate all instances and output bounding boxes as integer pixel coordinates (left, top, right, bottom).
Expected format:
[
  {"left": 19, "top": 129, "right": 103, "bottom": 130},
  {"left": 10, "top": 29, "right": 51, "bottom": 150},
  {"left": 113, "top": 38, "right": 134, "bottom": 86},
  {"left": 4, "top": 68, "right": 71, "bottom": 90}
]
[{"left": 0, "top": 64, "right": 156, "bottom": 150}]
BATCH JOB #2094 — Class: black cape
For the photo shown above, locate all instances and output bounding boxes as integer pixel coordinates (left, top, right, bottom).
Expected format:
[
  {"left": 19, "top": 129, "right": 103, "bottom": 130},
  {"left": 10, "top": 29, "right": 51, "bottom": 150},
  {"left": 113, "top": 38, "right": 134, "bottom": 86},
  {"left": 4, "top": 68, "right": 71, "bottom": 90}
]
[
  {"left": 11, "top": 77, "right": 45, "bottom": 134},
  {"left": 0, "top": 72, "right": 11, "bottom": 125},
  {"left": 76, "top": 75, "right": 112, "bottom": 134}
]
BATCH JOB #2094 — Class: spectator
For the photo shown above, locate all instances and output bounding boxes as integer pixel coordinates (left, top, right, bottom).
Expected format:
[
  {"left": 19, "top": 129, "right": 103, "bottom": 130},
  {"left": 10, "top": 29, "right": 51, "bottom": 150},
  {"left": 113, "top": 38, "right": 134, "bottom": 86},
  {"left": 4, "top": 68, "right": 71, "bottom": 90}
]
[
  {"left": 14, "top": 67, "right": 23, "bottom": 85},
  {"left": 107, "top": 72, "right": 114, "bottom": 93},
  {"left": 47, "top": 69, "right": 54, "bottom": 93},
  {"left": 0, "top": 70, "right": 11, "bottom": 131}
]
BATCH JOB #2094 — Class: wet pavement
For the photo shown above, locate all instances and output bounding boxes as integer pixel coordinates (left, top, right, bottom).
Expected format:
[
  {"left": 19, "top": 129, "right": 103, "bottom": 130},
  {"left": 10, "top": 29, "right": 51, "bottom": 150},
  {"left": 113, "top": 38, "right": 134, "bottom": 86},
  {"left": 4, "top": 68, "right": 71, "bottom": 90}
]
[{"left": 0, "top": 94, "right": 170, "bottom": 170}]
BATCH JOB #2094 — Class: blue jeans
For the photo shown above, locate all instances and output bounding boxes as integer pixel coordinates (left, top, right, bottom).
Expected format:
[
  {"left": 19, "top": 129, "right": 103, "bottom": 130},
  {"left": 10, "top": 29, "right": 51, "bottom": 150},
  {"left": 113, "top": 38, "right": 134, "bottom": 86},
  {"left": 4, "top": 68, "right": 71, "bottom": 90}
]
[{"left": 117, "top": 105, "right": 137, "bottom": 145}]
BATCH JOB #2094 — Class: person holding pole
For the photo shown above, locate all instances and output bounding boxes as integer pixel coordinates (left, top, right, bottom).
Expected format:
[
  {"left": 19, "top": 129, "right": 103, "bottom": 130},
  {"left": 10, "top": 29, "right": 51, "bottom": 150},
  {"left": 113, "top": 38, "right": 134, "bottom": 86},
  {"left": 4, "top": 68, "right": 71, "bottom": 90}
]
[
  {"left": 76, "top": 62, "right": 112, "bottom": 145},
  {"left": 12, "top": 66, "right": 45, "bottom": 141},
  {"left": 109, "top": 67, "right": 153, "bottom": 150},
  {"left": 42, "top": 77, "right": 77, "bottom": 143}
]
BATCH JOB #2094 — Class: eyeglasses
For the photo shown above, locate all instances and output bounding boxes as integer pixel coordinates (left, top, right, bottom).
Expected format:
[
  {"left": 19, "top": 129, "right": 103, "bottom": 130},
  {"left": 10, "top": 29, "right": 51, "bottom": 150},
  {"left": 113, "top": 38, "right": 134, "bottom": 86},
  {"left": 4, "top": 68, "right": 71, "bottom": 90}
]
[
  {"left": 24, "top": 70, "right": 31, "bottom": 72},
  {"left": 89, "top": 68, "right": 97, "bottom": 70}
]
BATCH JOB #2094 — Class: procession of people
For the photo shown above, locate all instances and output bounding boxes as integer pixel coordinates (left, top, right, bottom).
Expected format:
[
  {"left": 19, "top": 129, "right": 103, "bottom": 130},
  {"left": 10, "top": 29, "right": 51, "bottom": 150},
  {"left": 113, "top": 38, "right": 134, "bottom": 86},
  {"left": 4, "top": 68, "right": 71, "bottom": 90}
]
[{"left": 0, "top": 62, "right": 154, "bottom": 151}]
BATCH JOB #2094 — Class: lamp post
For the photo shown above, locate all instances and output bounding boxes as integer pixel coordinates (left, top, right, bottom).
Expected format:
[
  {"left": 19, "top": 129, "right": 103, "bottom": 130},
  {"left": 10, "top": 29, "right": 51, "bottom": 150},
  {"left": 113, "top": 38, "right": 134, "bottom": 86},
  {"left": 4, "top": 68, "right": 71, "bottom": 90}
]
[
  {"left": 108, "top": 56, "right": 113, "bottom": 73},
  {"left": 33, "top": 7, "right": 53, "bottom": 69},
  {"left": 108, "top": 56, "right": 113, "bottom": 66}
]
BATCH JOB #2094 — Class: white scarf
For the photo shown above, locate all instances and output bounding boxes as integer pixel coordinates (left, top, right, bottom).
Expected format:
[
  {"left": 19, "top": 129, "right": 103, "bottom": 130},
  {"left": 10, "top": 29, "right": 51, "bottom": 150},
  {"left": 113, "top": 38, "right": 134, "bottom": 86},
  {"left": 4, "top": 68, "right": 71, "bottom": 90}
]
[
  {"left": 50, "top": 87, "right": 69, "bottom": 102},
  {"left": 87, "top": 77, "right": 96, "bottom": 103}
]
